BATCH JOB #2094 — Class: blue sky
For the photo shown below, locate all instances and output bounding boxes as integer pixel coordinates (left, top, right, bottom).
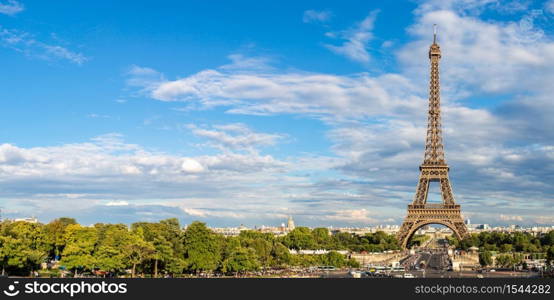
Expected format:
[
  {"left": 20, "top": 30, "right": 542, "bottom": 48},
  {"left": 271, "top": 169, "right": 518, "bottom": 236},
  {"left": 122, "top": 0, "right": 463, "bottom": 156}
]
[{"left": 0, "top": 0, "right": 553, "bottom": 227}]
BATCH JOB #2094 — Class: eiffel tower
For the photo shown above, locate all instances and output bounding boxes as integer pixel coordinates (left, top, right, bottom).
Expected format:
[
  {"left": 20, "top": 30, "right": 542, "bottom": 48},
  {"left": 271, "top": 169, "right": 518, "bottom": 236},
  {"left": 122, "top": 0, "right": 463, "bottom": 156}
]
[{"left": 397, "top": 26, "right": 469, "bottom": 249}]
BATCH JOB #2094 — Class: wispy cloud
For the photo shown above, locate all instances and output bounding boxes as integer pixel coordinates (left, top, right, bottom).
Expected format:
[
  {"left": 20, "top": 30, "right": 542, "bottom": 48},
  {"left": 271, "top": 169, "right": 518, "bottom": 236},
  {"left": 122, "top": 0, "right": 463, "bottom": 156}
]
[
  {"left": 187, "top": 123, "right": 285, "bottom": 153},
  {"left": 303, "top": 9, "right": 332, "bottom": 23},
  {"left": 324, "top": 209, "right": 378, "bottom": 224},
  {"left": 220, "top": 53, "right": 274, "bottom": 72},
  {"left": 43, "top": 45, "right": 87, "bottom": 65},
  {"left": 417, "top": 0, "right": 538, "bottom": 15},
  {"left": 0, "top": 0, "right": 24, "bottom": 15},
  {"left": 0, "top": 27, "right": 87, "bottom": 64},
  {"left": 324, "top": 10, "right": 379, "bottom": 63},
  {"left": 105, "top": 200, "right": 129, "bottom": 206},
  {"left": 87, "top": 113, "right": 111, "bottom": 119},
  {"left": 126, "top": 58, "right": 419, "bottom": 119},
  {"left": 546, "top": 0, "right": 554, "bottom": 14}
]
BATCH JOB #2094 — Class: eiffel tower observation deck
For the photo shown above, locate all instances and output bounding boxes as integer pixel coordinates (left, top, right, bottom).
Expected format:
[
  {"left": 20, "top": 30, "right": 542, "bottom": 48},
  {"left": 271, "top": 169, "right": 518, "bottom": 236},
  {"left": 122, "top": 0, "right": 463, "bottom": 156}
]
[{"left": 396, "top": 26, "right": 469, "bottom": 249}]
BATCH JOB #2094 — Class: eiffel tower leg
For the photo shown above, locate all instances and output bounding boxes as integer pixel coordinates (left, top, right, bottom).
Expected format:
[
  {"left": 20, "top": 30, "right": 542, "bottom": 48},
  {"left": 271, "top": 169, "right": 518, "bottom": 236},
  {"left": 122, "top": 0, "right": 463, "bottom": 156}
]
[
  {"left": 440, "top": 177, "right": 455, "bottom": 205},
  {"left": 452, "top": 218, "right": 469, "bottom": 238},
  {"left": 414, "top": 177, "right": 429, "bottom": 205},
  {"left": 397, "top": 220, "right": 415, "bottom": 249}
]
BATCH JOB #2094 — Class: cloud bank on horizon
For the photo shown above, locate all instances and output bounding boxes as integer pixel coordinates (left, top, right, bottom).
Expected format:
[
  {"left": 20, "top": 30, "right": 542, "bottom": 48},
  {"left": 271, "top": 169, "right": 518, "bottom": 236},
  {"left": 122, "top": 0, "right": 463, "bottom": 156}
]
[{"left": 0, "top": 0, "right": 553, "bottom": 227}]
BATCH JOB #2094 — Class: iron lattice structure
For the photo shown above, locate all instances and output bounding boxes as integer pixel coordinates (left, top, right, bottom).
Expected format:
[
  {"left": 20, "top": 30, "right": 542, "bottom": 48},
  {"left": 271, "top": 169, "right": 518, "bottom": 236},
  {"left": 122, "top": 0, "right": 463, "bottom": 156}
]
[{"left": 396, "top": 30, "right": 469, "bottom": 249}]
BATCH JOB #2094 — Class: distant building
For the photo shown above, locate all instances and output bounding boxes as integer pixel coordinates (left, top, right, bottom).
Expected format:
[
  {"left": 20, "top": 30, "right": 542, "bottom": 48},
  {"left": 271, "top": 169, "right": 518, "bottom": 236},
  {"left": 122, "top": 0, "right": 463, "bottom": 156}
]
[
  {"left": 211, "top": 224, "right": 250, "bottom": 236},
  {"left": 287, "top": 216, "right": 295, "bottom": 231},
  {"left": 210, "top": 222, "right": 552, "bottom": 237},
  {"left": 465, "top": 218, "right": 471, "bottom": 225},
  {"left": 289, "top": 249, "right": 349, "bottom": 255},
  {"left": 477, "top": 224, "right": 490, "bottom": 230},
  {"left": 14, "top": 217, "right": 38, "bottom": 223}
]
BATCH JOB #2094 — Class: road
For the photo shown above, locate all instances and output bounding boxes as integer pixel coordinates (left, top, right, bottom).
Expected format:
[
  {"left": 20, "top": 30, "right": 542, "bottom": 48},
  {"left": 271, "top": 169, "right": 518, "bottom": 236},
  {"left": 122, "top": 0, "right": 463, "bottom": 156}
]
[{"left": 354, "top": 237, "right": 542, "bottom": 278}]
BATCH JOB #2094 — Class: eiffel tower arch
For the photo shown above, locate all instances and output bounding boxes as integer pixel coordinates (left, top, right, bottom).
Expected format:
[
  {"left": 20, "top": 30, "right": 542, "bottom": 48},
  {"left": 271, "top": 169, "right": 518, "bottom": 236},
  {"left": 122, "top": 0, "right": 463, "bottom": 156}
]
[{"left": 397, "top": 26, "right": 469, "bottom": 249}]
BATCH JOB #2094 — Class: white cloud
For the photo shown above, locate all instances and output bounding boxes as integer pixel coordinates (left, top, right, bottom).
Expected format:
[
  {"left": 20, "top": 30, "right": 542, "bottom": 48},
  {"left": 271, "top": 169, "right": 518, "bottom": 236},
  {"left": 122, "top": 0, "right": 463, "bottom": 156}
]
[
  {"left": 181, "top": 207, "right": 246, "bottom": 219},
  {"left": 1, "top": 130, "right": 396, "bottom": 226},
  {"left": 413, "top": 0, "right": 530, "bottom": 15},
  {"left": 181, "top": 158, "right": 205, "bottom": 173},
  {"left": 0, "top": 132, "right": 314, "bottom": 222},
  {"left": 105, "top": 201, "right": 129, "bottom": 206},
  {"left": 535, "top": 215, "right": 554, "bottom": 225},
  {"left": 126, "top": 65, "right": 165, "bottom": 94},
  {"left": 303, "top": 10, "right": 332, "bottom": 23},
  {"left": 0, "top": 0, "right": 23, "bottom": 15},
  {"left": 43, "top": 45, "right": 87, "bottom": 65},
  {"left": 127, "top": 62, "right": 420, "bottom": 119},
  {"left": 499, "top": 214, "right": 524, "bottom": 222},
  {"left": 324, "top": 209, "right": 378, "bottom": 224},
  {"left": 87, "top": 113, "right": 111, "bottom": 119},
  {"left": 398, "top": 8, "right": 554, "bottom": 97},
  {"left": 324, "top": 10, "right": 379, "bottom": 63},
  {"left": 220, "top": 54, "right": 274, "bottom": 72},
  {"left": 0, "top": 133, "right": 287, "bottom": 180},
  {"left": 0, "top": 27, "right": 87, "bottom": 64},
  {"left": 182, "top": 207, "right": 207, "bottom": 217},
  {"left": 188, "top": 123, "right": 284, "bottom": 153}
]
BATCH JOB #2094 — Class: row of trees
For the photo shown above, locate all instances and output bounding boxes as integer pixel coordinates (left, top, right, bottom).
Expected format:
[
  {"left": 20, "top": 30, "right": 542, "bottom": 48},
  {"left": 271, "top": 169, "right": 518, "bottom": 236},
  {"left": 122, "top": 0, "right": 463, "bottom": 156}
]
[
  {"left": 451, "top": 231, "right": 554, "bottom": 268},
  {"left": 478, "top": 251, "right": 532, "bottom": 269},
  {"left": 407, "top": 234, "right": 430, "bottom": 248},
  {"left": 0, "top": 218, "right": 363, "bottom": 277},
  {"left": 3, "top": 218, "right": 553, "bottom": 277},
  {"left": 281, "top": 227, "right": 400, "bottom": 252},
  {"left": 448, "top": 231, "right": 554, "bottom": 254}
]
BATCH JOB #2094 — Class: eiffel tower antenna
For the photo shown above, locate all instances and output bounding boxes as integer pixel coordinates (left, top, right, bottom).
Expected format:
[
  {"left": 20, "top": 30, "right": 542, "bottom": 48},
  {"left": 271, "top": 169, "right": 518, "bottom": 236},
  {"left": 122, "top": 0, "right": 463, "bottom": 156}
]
[{"left": 396, "top": 26, "right": 469, "bottom": 249}]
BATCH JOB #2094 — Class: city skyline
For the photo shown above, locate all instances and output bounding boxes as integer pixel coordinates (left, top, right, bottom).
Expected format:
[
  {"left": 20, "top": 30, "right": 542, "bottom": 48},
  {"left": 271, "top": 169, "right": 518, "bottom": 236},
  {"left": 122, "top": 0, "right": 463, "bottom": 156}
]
[{"left": 1, "top": 1, "right": 554, "bottom": 227}]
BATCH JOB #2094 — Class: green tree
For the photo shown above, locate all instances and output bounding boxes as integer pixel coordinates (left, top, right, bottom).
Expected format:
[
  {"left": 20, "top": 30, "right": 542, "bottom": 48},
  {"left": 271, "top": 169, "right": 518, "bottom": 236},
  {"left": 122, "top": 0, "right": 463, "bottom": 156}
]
[
  {"left": 0, "top": 221, "right": 49, "bottom": 276},
  {"left": 495, "top": 254, "right": 513, "bottom": 268},
  {"left": 290, "top": 254, "right": 317, "bottom": 267},
  {"left": 500, "top": 244, "right": 513, "bottom": 253},
  {"left": 332, "top": 232, "right": 358, "bottom": 250},
  {"left": 271, "top": 242, "right": 291, "bottom": 266},
  {"left": 512, "top": 253, "right": 524, "bottom": 267},
  {"left": 44, "top": 218, "right": 77, "bottom": 259},
  {"left": 282, "top": 227, "right": 316, "bottom": 250},
  {"left": 541, "top": 231, "right": 554, "bottom": 246},
  {"left": 61, "top": 224, "right": 98, "bottom": 276},
  {"left": 123, "top": 228, "right": 155, "bottom": 277},
  {"left": 248, "top": 239, "right": 272, "bottom": 268},
  {"left": 321, "top": 251, "right": 347, "bottom": 268},
  {"left": 159, "top": 219, "right": 185, "bottom": 276},
  {"left": 546, "top": 246, "right": 554, "bottom": 265},
  {"left": 479, "top": 251, "right": 493, "bottom": 267},
  {"left": 312, "top": 228, "right": 330, "bottom": 248},
  {"left": 221, "top": 247, "right": 260, "bottom": 275},
  {"left": 94, "top": 224, "right": 133, "bottom": 275},
  {"left": 347, "top": 258, "right": 361, "bottom": 268},
  {"left": 408, "top": 234, "right": 430, "bottom": 248},
  {"left": 183, "top": 222, "right": 223, "bottom": 274},
  {"left": 237, "top": 230, "right": 274, "bottom": 268},
  {"left": 0, "top": 236, "right": 23, "bottom": 275},
  {"left": 131, "top": 220, "right": 184, "bottom": 277}
]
